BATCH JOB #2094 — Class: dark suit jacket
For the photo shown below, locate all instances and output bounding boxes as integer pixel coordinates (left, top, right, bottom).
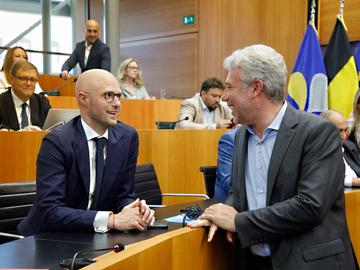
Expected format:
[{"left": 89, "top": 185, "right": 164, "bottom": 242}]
[
  {"left": 61, "top": 39, "right": 111, "bottom": 73},
  {"left": 226, "top": 105, "right": 356, "bottom": 270},
  {"left": 18, "top": 116, "right": 138, "bottom": 236},
  {"left": 0, "top": 90, "right": 51, "bottom": 130},
  {"left": 343, "top": 140, "right": 360, "bottom": 177}
]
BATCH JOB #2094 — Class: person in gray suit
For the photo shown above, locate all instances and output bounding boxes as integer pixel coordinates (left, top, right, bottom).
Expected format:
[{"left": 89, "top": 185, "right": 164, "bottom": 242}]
[
  {"left": 189, "top": 44, "right": 357, "bottom": 269},
  {"left": 61, "top": 19, "right": 111, "bottom": 79}
]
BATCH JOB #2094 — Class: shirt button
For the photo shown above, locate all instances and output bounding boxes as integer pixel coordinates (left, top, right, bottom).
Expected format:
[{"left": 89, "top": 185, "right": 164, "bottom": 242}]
[
  {"left": 257, "top": 164, "right": 262, "bottom": 169},
  {"left": 257, "top": 188, "right": 264, "bottom": 194}
]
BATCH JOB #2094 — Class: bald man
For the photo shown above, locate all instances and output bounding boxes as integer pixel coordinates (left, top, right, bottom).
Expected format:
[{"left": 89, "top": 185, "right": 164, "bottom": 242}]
[
  {"left": 18, "top": 69, "right": 154, "bottom": 236},
  {"left": 321, "top": 109, "right": 360, "bottom": 187},
  {"left": 61, "top": 19, "right": 111, "bottom": 79}
]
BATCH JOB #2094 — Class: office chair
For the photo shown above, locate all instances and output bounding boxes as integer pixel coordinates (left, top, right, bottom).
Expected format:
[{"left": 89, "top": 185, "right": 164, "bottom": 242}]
[
  {"left": 0, "top": 181, "right": 36, "bottom": 244},
  {"left": 135, "top": 163, "right": 209, "bottom": 207},
  {"left": 155, "top": 121, "right": 177, "bottom": 129},
  {"left": 199, "top": 166, "right": 217, "bottom": 199}
]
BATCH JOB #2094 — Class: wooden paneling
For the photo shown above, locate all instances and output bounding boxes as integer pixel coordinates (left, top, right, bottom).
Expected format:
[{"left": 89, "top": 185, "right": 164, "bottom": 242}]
[
  {"left": 47, "top": 97, "right": 182, "bottom": 129},
  {"left": 120, "top": 34, "right": 198, "bottom": 99},
  {"left": 119, "top": 0, "right": 198, "bottom": 41},
  {"left": 319, "top": 0, "right": 360, "bottom": 44},
  {"left": 205, "top": 0, "right": 308, "bottom": 81},
  {"left": 85, "top": 227, "right": 232, "bottom": 270},
  {"left": 345, "top": 189, "right": 360, "bottom": 260},
  {"left": 38, "top": 74, "right": 76, "bottom": 96}
]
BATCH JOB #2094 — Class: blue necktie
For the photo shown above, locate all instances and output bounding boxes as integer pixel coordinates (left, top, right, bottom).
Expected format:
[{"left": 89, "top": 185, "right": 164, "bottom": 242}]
[
  {"left": 21, "top": 103, "right": 29, "bottom": 129},
  {"left": 91, "top": 137, "right": 107, "bottom": 210}
]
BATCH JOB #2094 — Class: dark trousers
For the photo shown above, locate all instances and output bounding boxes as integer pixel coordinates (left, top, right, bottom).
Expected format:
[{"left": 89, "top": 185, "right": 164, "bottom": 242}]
[{"left": 247, "top": 253, "right": 273, "bottom": 270}]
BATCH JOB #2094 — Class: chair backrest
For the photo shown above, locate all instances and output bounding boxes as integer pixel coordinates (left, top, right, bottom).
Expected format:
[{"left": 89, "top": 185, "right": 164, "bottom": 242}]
[
  {"left": 155, "top": 121, "right": 176, "bottom": 129},
  {"left": 199, "top": 166, "right": 217, "bottom": 199},
  {"left": 134, "top": 163, "right": 162, "bottom": 205},
  {"left": 0, "top": 182, "right": 36, "bottom": 243}
]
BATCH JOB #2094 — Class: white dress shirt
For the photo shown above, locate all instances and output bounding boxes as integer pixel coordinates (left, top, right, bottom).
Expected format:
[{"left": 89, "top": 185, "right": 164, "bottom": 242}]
[
  {"left": 11, "top": 89, "right": 31, "bottom": 127},
  {"left": 81, "top": 119, "right": 112, "bottom": 233},
  {"left": 199, "top": 96, "right": 216, "bottom": 129}
]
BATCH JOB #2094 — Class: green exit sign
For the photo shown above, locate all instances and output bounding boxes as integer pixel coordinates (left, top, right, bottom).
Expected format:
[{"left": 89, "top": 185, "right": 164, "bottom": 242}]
[{"left": 183, "top": 15, "right": 195, "bottom": 25}]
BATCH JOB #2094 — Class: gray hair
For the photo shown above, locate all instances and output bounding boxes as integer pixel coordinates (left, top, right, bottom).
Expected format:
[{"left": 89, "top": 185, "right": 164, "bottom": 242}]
[{"left": 223, "top": 44, "right": 288, "bottom": 103}]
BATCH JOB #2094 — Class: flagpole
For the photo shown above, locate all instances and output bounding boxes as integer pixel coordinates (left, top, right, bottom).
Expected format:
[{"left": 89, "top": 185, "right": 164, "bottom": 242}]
[{"left": 337, "top": 0, "right": 348, "bottom": 31}]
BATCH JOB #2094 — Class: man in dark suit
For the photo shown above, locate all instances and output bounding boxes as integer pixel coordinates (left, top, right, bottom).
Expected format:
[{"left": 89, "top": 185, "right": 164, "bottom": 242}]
[
  {"left": 0, "top": 61, "right": 50, "bottom": 131},
  {"left": 60, "top": 19, "right": 111, "bottom": 79},
  {"left": 190, "top": 45, "right": 357, "bottom": 269},
  {"left": 18, "top": 69, "right": 154, "bottom": 236},
  {"left": 321, "top": 109, "right": 360, "bottom": 187}
]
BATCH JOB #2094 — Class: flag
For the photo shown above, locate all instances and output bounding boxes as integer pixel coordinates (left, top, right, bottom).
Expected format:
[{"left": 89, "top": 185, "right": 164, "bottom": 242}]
[
  {"left": 287, "top": 24, "right": 328, "bottom": 114},
  {"left": 324, "top": 17, "right": 358, "bottom": 118},
  {"left": 355, "top": 45, "right": 360, "bottom": 83}
]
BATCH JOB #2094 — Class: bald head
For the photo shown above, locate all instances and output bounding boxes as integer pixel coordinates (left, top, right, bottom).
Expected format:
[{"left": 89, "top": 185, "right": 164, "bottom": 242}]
[
  {"left": 321, "top": 110, "right": 349, "bottom": 141},
  {"left": 85, "top": 19, "right": 100, "bottom": 44},
  {"left": 76, "top": 69, "right": 121, "bottom": 135}
]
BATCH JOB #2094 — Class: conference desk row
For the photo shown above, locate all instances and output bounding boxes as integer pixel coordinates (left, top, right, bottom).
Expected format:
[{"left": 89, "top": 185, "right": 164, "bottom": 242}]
[
  {"left": 47, "top": 96, "right": 182, "bottom": 130},
  {"left": 0, "top": 200, "right": 233, "bottom": 270}
]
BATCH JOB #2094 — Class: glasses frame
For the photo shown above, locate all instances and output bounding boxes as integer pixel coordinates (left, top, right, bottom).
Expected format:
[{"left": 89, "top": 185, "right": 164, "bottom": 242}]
[
  {"left": 14, "top": 75, "right": 38, "bottom": 85},
  {"left": 103, "top": 91, "right": 123, "bottom": 103}
]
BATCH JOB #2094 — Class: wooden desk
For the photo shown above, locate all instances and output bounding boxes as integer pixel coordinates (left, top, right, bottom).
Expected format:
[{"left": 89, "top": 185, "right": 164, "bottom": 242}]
[
  {"left": 47, "top": 97, "right": 182, "bottom": 129},
  {"left": 345, "top": 188, "right": 360, "bottom": 260},
  {"left": 38, "top": 74, "right": 76, "bottom": 96},
  {"left": 0, "top": 130, "right": 225, "bottom": 202}
]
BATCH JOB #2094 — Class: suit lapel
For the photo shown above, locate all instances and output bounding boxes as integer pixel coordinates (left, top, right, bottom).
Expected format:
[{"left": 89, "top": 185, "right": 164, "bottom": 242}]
[
  {"left": 100, "top": 127, "right": 125, "bottom": 203},
  {"left": 73, "top": 119, "right": 91, "bottom": 194},
  {"left": 5, "top": 91, "right": 20, "bottom": 130},
  {"left": 86, "top": 40, "right": 99, "bottom": 68},
  {"left": 29, "top": 95, "right": 39, "bottom": 126},
  {"left": 80, "top": 42, "right": 86, "bottom": 69},
  {"left": 266, "top": 106, "right": 297, "bottom": 204}
]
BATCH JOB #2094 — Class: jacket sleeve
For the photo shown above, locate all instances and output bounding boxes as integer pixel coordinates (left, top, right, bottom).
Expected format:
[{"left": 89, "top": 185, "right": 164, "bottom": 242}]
[
  {"left": 61, "top": 44, "right": 80, "bottom": 72},
  {"left": 177, "top": 99, "right": 207, "bottom": 129},
  {"left": 100, "top": 45, "right": 111, "bottom": 72}
]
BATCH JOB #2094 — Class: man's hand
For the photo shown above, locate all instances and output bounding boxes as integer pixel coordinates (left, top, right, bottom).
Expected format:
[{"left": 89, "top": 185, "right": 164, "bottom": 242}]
[
  {"left": 61, "top": 70, "right": 70, "bottom": 80},
  {"left": 201, "top": 203, "right": 237, "bottom": 232},
  {"left": 139, "top": 199, "right": 155, "bottom": 225},
  {"left": 21, "top": 125, "right": 42, "bottom": 131},
  {"left": 112, "top": 199, "right": 145, "bottom": 231},
  {"left": 216, "top": 119, "right": 233, "bottom": 129},
  {"left": 352, "top": 178, "right": 360, "bottom": 187}
]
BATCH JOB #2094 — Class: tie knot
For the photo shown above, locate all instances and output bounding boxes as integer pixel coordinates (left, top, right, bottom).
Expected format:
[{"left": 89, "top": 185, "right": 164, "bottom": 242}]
[
  {"left": 22, "top": 103, "right": 27, "bottom": 109},
  {"left": 94, "top": 137, "right": 107, "bottom": 149}
]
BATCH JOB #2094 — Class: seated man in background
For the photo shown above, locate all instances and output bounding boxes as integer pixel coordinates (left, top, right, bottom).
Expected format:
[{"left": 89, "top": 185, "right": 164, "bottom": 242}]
[
  {"left": 321, "top": 109, "right": 360, "bottom": 187},
  {"left": 214, "top": 127, "right": 238, "bottom": 202},
  {"left": 61, "top": 19, "right": 111, "bottom": 79},
  {"left": 18, "top": 69, "right": 154, "bottom": 236},
  {"left": 0, "top": 61, "right": 50, "bottom": 131},
  {"left": 177, "top": 77, "right": 233, "bottom": 129}
]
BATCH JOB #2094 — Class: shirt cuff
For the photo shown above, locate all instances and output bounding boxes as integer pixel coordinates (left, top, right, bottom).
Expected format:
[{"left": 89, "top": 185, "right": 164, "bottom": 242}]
[{"left": 93, "top": 211, "right": 112, "bottom": 233}]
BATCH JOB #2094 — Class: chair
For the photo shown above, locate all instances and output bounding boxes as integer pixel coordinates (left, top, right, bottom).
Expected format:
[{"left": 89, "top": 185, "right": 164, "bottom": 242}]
[
  {"left": 155, "top": 121, "right": 177, "bottom": 129},
  {"left": 0, "top": 181, "right": 36, "bottom": 244},
  {"left": 134, "top": 163, "right": 209, "bottom": 207},
  {"left": 199, "top": 166, "right": 217, "bottom": 199}
]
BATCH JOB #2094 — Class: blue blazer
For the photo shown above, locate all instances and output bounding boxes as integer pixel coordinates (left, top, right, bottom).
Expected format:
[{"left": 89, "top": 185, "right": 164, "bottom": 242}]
[
  {"left": 61, "top": 39, "right": 111, "bottom": 73},
  {"left": 214, "top": 128, "right": 237, "bottom": 202},
  {"left": 18, "top": 116, "right": 138, "bottom": 236}
]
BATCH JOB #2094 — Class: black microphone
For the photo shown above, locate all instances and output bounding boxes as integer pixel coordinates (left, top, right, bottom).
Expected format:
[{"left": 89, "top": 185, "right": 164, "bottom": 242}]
[
  {"left": 155, "top": 116, "right": 189, "bottom": 129},
  {"left": 53, "top": 77, "right": 78, "bottom": 92},
  {"left": 59, "top": 243, "right": 124, "bottom": 270}
]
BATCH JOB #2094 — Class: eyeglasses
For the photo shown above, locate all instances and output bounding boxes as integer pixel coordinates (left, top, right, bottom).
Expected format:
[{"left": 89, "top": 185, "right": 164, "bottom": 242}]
[
  {"left": 103, "top": 91, "right": 123, "bottom": 103},
  {"left": 14, "top": 76, "right": 38, "bottom": 85},
  {"left": 127, "top": 66, "right": 139, "bottom": 71}
]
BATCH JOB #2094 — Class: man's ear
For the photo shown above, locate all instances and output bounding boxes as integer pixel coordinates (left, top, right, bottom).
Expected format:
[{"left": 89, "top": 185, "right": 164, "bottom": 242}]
[
  {"left": 77, "top": 91, "right": 88, "bottom": 107},
  {"left": 252, "top": 79, "right": 264, "bottom": 97},
  {"left": 8, "top": 74, "right": 15, "bottom": 85}
]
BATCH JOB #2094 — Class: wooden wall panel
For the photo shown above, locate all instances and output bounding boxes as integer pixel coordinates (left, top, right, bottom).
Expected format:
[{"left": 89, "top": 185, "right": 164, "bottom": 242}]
[
  {"left": 319, "top": 0, "right": 360, "bottom": 44},
  {"left": 200, "top": 0, "right": 307, "bottom": 81},
  {"left": 119, "top": 0, "right": 198, "bottom": 41},
  {"left": 120, "top": 34, "right": 198, "bottom": 99}
]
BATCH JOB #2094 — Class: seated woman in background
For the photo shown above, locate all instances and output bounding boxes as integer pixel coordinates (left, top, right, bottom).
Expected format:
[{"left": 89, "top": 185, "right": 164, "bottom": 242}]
[
  {"left": 0, "top": 46, "right": 42, "bottom": 94},
  {"left": 117, "top": 58, "right": 150, "bottom": 99},
  {"left": 349, "top": 88, "right": 360, "bottom": 149}
]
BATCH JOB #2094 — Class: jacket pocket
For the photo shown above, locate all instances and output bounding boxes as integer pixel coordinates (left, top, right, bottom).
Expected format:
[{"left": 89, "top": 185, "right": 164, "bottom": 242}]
[{"left": 303, "top": 238, "right": 344, "bottom": 261}]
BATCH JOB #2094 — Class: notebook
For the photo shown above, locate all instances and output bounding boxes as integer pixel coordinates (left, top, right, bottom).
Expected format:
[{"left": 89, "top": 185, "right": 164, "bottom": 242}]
[{"left": 42, "top": 108, "right": 80, "bottom": 131}]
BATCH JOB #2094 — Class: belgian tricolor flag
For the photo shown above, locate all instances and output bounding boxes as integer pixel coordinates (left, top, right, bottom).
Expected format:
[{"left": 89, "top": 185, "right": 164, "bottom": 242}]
[{"left": 324, "top": 17, "right": 358, "bottom": 118}]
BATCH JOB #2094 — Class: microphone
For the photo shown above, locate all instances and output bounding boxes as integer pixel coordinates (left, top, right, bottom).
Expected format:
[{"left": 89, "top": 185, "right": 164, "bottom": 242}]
[
  {"left": 155, "top": 116, "right": 189, "bottom": 129},
  {"left": 53, "top": 77, "right": 78, "bottom": 92},
  {"left": 59, "top": 243, "right": 124, "bottom": 270}
]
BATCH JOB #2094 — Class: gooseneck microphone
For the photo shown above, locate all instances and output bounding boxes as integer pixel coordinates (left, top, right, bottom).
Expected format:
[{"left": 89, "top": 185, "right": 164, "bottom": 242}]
[
  {"left": 59, "top": 243, "right": 124, "bottom": 270},
  {"left": 170, "top": 116, "right": 189, "bottom": 129},
  {"left": 155, "top": 116, "right": 189, "bottom": 129}
]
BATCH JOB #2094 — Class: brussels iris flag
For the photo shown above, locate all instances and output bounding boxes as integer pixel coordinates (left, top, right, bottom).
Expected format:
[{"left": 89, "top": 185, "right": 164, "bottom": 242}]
[
  {"left": 287, "top": 24, "right": 328, "bottom": 114},
  {"left": 324, "top": 17, "right": 358, "bottom": 119}
]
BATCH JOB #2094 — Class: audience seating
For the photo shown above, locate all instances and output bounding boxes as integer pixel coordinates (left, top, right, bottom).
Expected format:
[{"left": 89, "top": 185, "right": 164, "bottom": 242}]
[
  {"left": 135, "top": 163, "right": 209, "bottom": 207},
  {"left": 199, "top": 166, "right": 217, "bottom": 199},
  {"left": 0, "top": 182, "right": 36, "bottom": 244}
]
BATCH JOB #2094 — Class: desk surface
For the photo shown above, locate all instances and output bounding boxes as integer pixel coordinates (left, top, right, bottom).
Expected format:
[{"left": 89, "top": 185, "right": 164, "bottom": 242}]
[{"left": 0, "top": 200, "right": 213, "bottom": 269}]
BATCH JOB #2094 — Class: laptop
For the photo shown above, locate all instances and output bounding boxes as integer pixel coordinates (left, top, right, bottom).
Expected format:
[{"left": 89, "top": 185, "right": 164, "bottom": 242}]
[{"left": 42, "top": 108, "right": 80, "bottom": 131}]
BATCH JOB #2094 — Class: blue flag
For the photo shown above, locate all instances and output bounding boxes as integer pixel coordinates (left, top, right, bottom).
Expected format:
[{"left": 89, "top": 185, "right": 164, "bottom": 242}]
[
  {"left": 355, "top": 45, "right": 360, "bottom": 84},
  {"left": 287, "top": 24, "right": 328, "bottom": 114}
]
